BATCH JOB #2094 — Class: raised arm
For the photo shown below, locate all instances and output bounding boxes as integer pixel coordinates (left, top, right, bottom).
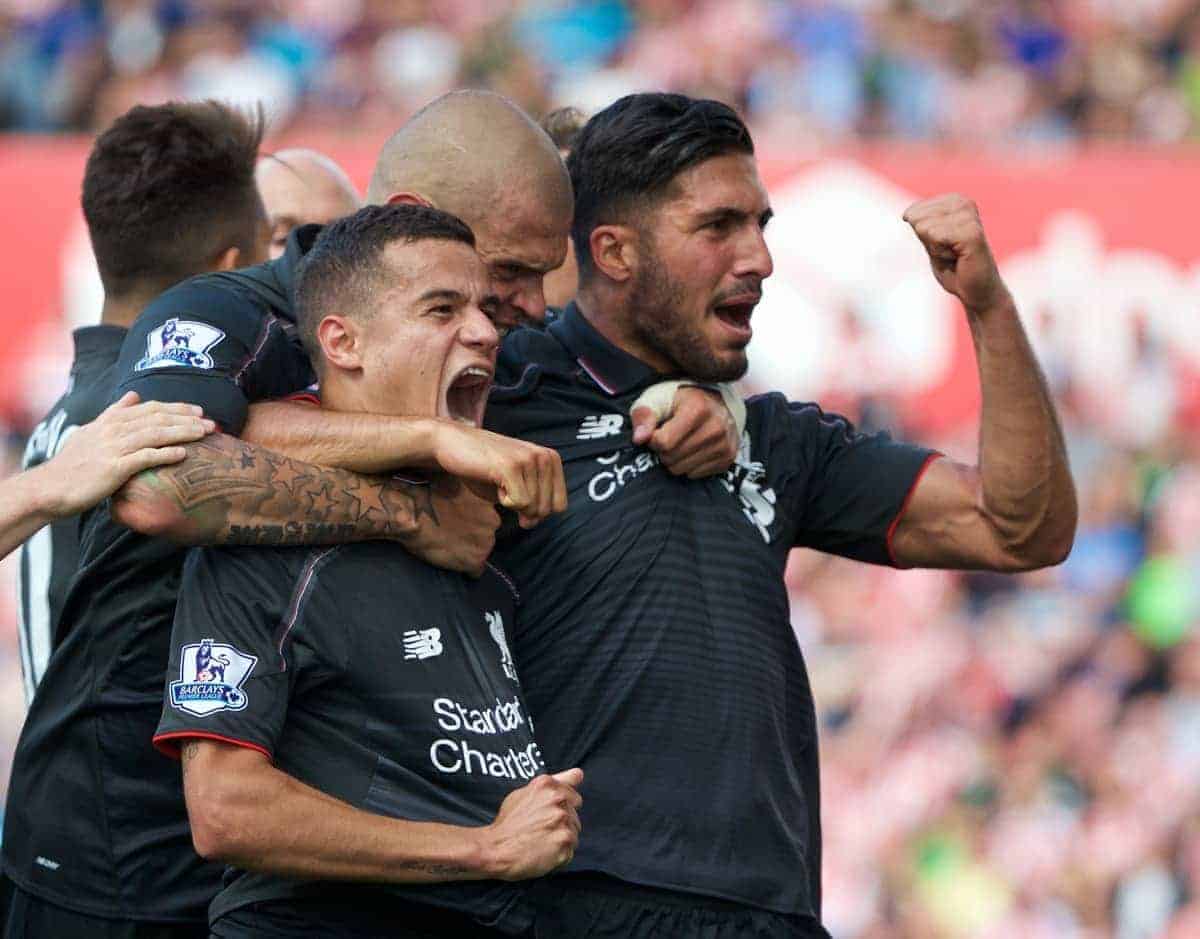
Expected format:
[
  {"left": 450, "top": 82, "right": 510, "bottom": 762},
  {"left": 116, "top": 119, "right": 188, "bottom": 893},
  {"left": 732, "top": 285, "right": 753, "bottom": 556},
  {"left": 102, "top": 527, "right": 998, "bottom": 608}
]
[
  {"left": 182, "top": 740, "right": 582, "bottom": 883},
  {"left": 889, "top": 195, "right": 1076, "bottom": 571}
]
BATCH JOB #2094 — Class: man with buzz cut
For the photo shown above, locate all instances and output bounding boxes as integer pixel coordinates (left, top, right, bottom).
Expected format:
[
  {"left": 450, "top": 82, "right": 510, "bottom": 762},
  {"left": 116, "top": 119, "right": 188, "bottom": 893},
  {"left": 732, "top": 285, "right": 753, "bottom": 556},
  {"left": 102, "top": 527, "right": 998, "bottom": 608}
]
[
  {"left": 255, "top": 148, "right": 362, "bottom": 257},
  {"left": 155, "top": 204, "right": 581, "bottom": 938},
  {"left": 486, "top": 92, "right": 1077, "bottom": 937}
]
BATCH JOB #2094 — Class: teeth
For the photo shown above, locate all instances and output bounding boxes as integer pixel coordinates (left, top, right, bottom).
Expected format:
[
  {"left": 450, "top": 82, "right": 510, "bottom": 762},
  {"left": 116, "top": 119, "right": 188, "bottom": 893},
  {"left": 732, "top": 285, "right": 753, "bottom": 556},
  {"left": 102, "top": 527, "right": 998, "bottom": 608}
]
[{"left": 461, "top": 367, "right": 490, "bottom": 379}]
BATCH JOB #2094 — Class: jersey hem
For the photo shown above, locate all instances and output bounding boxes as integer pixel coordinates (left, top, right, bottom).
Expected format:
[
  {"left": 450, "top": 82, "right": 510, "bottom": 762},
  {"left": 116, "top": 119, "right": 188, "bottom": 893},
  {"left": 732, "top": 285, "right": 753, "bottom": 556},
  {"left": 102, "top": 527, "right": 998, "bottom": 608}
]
[
  {"left": 885, "top": 452, "right": 943, "bottom": 568},
  {"left": 153, "top": 730, "right": 273, "bottom": 761},
  {"left": 1, "top": 861, "right": 208, "bottom": 924},
  {"left": 559, "top": 861, "right": 819, "bottom": 920}
]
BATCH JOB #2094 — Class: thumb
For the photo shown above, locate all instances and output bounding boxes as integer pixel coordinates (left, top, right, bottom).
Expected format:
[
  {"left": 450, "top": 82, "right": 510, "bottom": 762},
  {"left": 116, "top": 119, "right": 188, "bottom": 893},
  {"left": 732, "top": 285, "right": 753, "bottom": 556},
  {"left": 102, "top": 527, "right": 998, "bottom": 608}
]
[
  {"left": 551, "top": 767, "right": 584, "bottom": 788},
  {"left": 630, "top": 406, "right": 657, "bottom": 446}
]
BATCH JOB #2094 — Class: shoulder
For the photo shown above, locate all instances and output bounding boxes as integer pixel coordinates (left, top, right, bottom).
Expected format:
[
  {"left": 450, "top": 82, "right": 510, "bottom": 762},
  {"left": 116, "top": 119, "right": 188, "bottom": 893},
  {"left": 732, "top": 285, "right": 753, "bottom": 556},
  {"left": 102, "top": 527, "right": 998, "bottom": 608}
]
[
  {"left": 491, "top": 324, "right": 575, "bottom": 399},
  {"left": 135, "top": 265, "right": 284, "bottom": 341},
  {"left": 61, "top": 363, "right": 120, "bottom": 425},
  {"left": 747, "top": 393, "right": 861, "bottom": 441}
]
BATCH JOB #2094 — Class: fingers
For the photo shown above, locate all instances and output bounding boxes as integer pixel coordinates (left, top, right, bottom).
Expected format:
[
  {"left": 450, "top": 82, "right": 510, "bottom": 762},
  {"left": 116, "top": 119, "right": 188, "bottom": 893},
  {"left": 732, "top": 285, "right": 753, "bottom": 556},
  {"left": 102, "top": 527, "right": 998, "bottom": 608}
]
[
  {"left": 630, "top": 405, "right": 658, "bottom": 446},
  {"left": 647, "top": 399, "right": 703, "bottom": 458},
  {"left": 117, "top": 445, "right": 192, "bottom": 477},
  {"left": 120, "top": 416, "right": 214, "bottom": 453},
  {"left": 650, "top": 390, "right": 737, "bottom": 478},
  {"left": 97, "top": 397, "right": 207, "bottom": 428},
  {"left": 551, "top": 767, "right": 584, "bottom": 788},
  {"left": 497, "top": 444, "right": 565, "bottom": 528}
]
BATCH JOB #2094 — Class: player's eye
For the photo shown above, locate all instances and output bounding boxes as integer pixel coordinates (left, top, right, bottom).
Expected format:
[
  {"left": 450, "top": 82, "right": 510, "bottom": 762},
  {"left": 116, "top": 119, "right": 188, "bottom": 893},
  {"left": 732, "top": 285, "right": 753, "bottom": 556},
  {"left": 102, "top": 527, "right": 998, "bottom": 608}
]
[{"left": 492, "top": 264, "right": 525, "bottom": 282}]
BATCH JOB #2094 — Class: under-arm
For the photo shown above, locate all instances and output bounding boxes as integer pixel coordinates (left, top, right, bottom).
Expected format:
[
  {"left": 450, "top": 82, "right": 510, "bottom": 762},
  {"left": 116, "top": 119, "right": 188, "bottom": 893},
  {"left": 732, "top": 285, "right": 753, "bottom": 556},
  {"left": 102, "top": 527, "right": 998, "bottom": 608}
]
[
  {"left": 243, "top": 401, "right": 442, "bottom": 474},
  {"left": 892, "top": 294, "right": 1076, "bottom": 571},
  {"left": 182, "top": 740, "right": 491, "bottom": 882}
]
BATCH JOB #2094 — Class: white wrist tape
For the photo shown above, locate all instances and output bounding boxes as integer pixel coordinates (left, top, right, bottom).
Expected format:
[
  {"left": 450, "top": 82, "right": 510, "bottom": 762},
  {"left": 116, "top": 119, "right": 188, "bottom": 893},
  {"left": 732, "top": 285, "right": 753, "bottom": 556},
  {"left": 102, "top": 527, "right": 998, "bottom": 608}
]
[{"left": 630, "top": 380, "right": 747, "bottom": 439}]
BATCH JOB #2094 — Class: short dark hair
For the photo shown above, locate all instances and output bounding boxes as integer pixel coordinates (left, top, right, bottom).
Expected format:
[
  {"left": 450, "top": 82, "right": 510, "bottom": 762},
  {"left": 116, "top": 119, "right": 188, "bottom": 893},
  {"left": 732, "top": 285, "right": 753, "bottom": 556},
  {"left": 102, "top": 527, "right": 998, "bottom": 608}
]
[
  {"left": 82, "top": 100, "right": 265, "bottom": 297},
  {"left": 294, "top": 203, "right": 476, "bottom": 363},
  {"left": 567, "top": 93, "right": 754, "bottom": 281},
  {"left": 540, "top": 106, "right": 587, "bottom": 152}
]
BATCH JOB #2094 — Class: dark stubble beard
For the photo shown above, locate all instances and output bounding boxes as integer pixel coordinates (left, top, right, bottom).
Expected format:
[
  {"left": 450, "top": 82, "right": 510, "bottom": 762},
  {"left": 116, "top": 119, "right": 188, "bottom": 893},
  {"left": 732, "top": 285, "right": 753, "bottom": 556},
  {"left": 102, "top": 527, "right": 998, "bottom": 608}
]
[{"left": 629, "top": 238, "right": 749, "bottom": 382}]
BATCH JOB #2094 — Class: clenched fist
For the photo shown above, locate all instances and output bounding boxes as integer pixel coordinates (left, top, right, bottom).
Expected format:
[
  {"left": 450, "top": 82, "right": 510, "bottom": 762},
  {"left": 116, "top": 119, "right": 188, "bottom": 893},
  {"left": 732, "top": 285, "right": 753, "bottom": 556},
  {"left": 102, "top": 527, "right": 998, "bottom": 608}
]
[
  {"left": 903, "top": 194, "right": 1009, "bottom": 315},
  {"left": 481, "top": 768, "right": 583, "bottom": 880},
  {"left": 429, "top": 422, "right": 567, "bottom": 530}
]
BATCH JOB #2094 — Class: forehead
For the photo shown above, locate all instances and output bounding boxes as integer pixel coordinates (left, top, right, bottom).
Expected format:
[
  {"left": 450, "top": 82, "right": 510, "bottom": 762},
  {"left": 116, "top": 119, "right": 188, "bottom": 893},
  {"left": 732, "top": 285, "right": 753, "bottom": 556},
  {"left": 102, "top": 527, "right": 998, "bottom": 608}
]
[
  {"left": 380, "top": 238, "right": 487, "bottom": 294},
  {"left": 470, "top": 188, "right": 570, "bottom": 272},
  {"left": 658, "top": 153, "right": 769, "bottom": 218},
  {"left": 258, "top": 162, "right": 351, "bottom": 225}
]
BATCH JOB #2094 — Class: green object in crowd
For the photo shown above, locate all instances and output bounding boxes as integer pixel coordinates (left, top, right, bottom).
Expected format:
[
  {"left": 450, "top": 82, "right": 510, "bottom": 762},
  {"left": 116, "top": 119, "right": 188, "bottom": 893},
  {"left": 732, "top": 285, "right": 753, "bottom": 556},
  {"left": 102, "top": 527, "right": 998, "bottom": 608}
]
[{"left": 1126, "top": 555, "right": 1197, "bottom": 649}]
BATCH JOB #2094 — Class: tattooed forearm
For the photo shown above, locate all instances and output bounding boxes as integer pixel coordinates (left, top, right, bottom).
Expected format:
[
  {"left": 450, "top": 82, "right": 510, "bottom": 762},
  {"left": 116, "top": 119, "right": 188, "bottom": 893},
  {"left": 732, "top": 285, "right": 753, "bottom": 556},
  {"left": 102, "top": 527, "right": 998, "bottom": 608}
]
[{"left": 123, "top": 434, "right": 435, "bottom": 546}]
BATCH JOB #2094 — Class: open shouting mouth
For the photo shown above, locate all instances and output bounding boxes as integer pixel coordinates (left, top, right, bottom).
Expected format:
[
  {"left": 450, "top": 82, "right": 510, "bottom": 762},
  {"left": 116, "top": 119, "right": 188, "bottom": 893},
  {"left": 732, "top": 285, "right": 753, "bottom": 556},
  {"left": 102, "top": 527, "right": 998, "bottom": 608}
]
[{"left": 442, "top": 364, "right": 494, "bottom": 427}]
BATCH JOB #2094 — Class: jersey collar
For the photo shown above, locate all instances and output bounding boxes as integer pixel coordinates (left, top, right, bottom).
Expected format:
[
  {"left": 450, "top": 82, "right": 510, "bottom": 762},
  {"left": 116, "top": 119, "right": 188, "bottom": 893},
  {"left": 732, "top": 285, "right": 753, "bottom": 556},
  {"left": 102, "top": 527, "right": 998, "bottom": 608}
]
[
  {"left": 549, "top": 302, "right": 665, "bottom": 397},
  {"left": 275, "top": 223, "right": 324, "bottom": 309},
  {"left": 71, "top": 323, "right": 128, "bottom": 361}
]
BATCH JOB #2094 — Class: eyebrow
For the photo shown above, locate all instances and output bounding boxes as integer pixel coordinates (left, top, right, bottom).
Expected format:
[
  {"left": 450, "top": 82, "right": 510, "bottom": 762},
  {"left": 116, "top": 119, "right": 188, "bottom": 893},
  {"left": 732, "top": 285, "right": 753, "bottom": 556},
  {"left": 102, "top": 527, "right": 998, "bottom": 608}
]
[
  {"left": 492, "top": 257, "right": 556, "bottom": 275},
  {"left": 695, "top": 206, "right": 775, "bottom": 226},
  {"left": 417, "top": 288, "right": 468, "bottom": 304}
]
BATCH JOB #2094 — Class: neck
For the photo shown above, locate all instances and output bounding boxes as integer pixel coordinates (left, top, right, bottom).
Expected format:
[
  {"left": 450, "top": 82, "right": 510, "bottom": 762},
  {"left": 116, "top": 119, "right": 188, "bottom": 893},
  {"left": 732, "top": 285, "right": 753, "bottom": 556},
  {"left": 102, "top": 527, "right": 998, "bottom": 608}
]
[
  {"left": 100, "top": 289, "right": 165, "bottom": 329},
  {"left": 575, "top": 284, "right": 674, "bottom": 374}
]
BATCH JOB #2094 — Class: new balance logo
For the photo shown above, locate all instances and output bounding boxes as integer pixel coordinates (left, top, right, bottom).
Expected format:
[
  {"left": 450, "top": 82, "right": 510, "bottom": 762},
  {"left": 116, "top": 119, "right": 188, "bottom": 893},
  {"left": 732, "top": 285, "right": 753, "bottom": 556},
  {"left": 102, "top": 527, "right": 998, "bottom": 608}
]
[
  {"left": 403, "top": 628, "right": 444, "bottom": 660},
  {"left": 577, "top": 414, "right": 623, "bottom": 440}
]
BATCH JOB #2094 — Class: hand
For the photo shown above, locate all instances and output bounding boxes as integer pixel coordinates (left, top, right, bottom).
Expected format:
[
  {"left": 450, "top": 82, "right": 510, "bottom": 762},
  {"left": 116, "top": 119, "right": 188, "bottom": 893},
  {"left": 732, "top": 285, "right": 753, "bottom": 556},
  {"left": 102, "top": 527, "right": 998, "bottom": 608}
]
[
  {"left": 482, "top": 769, "right": 583, "bottom": 881},
  {"left": 399, "top": 474, "right": 500, "bottom": 577},
  {"left": 37, "top": 392, "right": 214, "bottom": 519},
  {"left": 429, "top": 422, "right": 567, "bottom": 529},
  {"left": 631, "top": 385, "right": 738, "bottom": 479},
  {"left": 903, "top": 194, "right": 1009, "bottom": 314}
]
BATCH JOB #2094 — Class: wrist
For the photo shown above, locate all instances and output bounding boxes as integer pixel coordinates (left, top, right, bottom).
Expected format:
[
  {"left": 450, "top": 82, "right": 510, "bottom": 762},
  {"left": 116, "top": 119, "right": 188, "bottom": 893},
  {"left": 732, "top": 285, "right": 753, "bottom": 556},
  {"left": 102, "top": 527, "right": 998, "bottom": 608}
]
[
  {"left": 473, "top": 823, "right": 510, "bottom": 880},
  {"left": 964, "top": 284, "right": 1015, "bottom": 320},
  {"left": 20, "top": 462, "right": 69, "bottom": 523}
]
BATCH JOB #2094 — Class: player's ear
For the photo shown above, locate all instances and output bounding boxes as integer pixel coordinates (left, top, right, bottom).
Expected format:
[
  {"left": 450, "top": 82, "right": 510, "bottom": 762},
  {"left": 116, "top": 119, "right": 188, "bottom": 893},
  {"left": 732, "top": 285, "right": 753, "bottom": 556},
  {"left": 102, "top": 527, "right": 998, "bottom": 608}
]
[
  {"left": 589, "top": 224, "right": 637, "bottom": 284},
  {"left": 212, "top": 245, "right": 242, "bottom": 272},
  {"left": 317, "top": 315, "right": 363, "bottom": 373},
  {"left": 386, "top": 191, "right": 433, "bottom": 209}
]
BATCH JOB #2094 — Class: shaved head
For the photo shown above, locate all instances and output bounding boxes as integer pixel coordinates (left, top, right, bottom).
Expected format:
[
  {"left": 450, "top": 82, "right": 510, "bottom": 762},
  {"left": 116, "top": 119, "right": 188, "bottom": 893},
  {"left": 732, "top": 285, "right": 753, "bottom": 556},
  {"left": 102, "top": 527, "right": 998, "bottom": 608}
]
[
  {"left": 257, "top": 148, "right": 362, "bottom": 257},
  {"left": 367, "top": 90, "right": 573, "bottom": 327}
]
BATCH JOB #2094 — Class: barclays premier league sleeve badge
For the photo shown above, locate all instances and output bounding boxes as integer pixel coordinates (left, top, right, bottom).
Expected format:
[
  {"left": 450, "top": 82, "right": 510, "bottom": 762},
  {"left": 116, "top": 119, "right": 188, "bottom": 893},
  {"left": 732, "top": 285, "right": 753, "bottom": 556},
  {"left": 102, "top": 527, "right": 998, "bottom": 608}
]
[
  {"left": 135, "top": 317, "right": 226, "bottom": 372},
  {"left": 169, "top": 639, "right": 257, "bottom": 717}
]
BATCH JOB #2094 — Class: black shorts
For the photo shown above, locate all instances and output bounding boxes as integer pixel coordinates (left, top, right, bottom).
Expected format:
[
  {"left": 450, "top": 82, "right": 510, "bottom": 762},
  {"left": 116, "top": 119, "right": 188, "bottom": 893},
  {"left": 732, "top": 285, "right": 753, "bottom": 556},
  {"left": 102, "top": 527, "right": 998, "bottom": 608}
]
[
  {"left": 1, "top": 881, "right": 206, "bottom": 939},
  {"left": 210, "top": 896, "right": 526, "bottom": 939},
  {"left": 529, "top": 873, "right": 832, "bottom": 939}
]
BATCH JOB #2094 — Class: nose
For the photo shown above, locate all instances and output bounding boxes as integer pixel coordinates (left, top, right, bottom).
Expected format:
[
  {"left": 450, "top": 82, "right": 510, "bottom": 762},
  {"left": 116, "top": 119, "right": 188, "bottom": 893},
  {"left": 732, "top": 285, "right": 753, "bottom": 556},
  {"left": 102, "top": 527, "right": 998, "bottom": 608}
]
[
  {"left": 736, "top": 226, "right": 773, "bottom": 282},
  {"left": 462, "top": 305, "right": 500, "bottom": 352}
]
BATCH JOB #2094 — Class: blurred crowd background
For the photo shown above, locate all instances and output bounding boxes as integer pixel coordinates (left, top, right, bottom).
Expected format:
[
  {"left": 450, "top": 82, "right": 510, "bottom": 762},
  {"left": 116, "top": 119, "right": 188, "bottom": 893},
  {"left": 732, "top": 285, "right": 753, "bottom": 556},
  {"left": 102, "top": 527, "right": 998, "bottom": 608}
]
[
  {"left": 1, "top": 1, "right": 1199, "bottom": 938},
  {"left": 4, "top": 0, "right": 1200, "bottom": 143}
]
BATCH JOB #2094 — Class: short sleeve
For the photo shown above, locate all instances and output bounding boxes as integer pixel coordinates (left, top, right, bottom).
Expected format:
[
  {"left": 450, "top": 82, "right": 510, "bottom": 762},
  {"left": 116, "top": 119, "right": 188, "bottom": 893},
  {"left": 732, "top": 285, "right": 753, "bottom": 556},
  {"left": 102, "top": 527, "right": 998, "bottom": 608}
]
[
  {"left": 780, "top": 401, "right": 940, "bottom": 566},
  {"left": 111, "top": 280, "right": 273, "bottom": 434},
  {"left": 154, "top": 546, "right": 300, "bottom": 760}
]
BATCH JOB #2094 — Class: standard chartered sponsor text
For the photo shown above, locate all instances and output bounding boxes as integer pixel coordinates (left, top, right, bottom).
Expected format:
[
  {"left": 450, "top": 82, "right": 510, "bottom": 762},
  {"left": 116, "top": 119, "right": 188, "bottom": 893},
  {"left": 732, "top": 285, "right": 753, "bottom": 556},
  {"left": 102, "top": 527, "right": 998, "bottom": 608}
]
[{"left": 430, "top": 695, "right": 544, "bottom": 780}]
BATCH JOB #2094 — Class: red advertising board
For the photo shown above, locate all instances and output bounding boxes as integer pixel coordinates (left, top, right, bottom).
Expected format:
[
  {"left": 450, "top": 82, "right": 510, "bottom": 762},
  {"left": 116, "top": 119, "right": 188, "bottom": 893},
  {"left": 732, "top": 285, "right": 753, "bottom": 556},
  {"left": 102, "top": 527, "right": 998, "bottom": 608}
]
[{"left": 0, "top": 137, "right": 1195, "bottom": 440}]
